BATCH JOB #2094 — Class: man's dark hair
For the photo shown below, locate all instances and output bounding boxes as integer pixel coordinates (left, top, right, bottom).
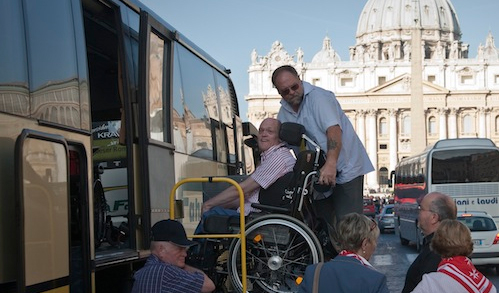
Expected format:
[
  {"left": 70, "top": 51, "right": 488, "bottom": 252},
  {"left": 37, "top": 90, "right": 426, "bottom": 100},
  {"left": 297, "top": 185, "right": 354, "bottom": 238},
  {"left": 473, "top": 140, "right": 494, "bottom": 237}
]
[{"left": 271, "top": 65, "right": 299, "bottom": 86}]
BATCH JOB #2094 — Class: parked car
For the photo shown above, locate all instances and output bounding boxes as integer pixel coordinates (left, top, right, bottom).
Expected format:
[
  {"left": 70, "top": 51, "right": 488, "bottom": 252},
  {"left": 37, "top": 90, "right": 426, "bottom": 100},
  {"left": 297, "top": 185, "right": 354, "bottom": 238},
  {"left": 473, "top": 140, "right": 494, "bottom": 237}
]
[
  {"left": 377, "top": 204, "right": 394, "bottom": 233},
  {"left": 363, "top": 198, "right": 376, "bottom": 218},
  {"left": 457, "top": 211, "right": 499, "bottom": 269}
]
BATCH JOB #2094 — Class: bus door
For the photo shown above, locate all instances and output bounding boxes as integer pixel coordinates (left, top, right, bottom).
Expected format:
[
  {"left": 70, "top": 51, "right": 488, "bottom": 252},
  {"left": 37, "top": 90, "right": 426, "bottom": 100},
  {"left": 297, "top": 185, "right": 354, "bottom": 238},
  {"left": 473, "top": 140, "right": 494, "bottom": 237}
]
[
  {"left": 15, "top": 130, "right": 72, "bottom": 293},
  {"left": 137, "top": 11, "right": 176, "bottom": 243}
]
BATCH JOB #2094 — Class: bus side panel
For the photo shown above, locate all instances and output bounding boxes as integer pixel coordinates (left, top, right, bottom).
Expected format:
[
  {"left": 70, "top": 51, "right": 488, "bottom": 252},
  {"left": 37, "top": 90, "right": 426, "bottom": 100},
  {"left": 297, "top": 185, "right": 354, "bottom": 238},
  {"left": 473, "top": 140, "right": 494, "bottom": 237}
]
[
  {"left": 433, "top": 183, "right": 499, "bottom": 222},
  {"left": 0, "top": 129, "right": 17, "bottom": 284}
]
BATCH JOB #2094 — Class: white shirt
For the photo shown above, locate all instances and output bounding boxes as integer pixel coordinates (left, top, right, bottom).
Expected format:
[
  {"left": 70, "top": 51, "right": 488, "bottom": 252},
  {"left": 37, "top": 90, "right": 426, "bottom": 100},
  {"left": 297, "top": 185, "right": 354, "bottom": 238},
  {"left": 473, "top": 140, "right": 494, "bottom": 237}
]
[{"left": 411, "top": 272, "right": 497, "bottom": 293}]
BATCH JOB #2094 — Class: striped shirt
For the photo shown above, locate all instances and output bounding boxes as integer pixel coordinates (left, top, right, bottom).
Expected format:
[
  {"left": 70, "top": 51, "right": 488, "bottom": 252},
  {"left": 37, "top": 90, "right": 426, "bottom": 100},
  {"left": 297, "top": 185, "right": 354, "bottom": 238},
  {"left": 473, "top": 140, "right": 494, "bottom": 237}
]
[
  {"left": 131, "top": 254, "right": 204, "bottom": 293},
  {"left": 239, "top": 142, "right": 295, "bottom": 215}
]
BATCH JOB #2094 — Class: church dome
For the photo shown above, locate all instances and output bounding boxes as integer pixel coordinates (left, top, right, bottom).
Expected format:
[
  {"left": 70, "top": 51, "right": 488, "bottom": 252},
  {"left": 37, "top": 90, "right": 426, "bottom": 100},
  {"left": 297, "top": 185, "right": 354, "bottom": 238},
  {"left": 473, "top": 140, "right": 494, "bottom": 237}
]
[
  {"left": 352, "top": 0, "right": 465, "bottom": 61},
  {"left": 356, "top": 0, "right": 461, "bottom": 44},
  {"left": 311, "top": 36, "right": 341, "bottom": 64}
]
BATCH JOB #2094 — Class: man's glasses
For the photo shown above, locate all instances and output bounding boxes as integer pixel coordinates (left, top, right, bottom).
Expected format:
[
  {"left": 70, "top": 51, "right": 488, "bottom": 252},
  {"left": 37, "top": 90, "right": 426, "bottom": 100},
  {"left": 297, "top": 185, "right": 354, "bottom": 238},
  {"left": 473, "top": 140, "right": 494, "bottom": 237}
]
[
  {"left": 417, "top": 205, "right": 432, "bottom": 213},
  {"left": 278, "top": 83, "right": 300, "bottom": 96}
]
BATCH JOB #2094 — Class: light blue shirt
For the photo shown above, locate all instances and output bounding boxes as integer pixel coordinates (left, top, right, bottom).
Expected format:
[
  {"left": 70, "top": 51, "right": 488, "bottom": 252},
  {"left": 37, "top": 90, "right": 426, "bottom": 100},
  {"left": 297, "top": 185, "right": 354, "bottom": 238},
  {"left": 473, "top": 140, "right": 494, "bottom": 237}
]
[{"left": 277, "top": 81, "right": 374, "bottom": 184}]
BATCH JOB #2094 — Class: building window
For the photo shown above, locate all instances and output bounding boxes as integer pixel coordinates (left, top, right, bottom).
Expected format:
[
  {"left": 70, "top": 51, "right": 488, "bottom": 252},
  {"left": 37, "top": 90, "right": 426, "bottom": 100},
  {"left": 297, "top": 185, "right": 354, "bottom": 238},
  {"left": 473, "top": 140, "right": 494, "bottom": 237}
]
[
  {"left": 462, "top": 114, "right": 473, "bottom": 134},
  {"left": 427, "top": 75, "right": 435, "bottom": 83},
  {"left": 378, "top": 76, "right": 386, "bottom": 85},
  {"left": 379, "top": 167, "right": 389, "bottom": 187},
  {"left": 379, "top": 117, "right": 387, "bottom": 136},
  {"left": 496, "top": 116, "right": 499, "bottom": 134},
  {"left": 460, "top": 75, "right": 473, "bottom": 85},
  {"left": 428, "top": 116, "right": 437, "bottom": 135},
  {"left": 379, "top": 144, "right": 387, "bottom": 150},
  {"left": 340, "top": 77, "right": 354, "bottom": 87},
  {"left": 401, "top": 116, "right": 411, "bottom": 135}
]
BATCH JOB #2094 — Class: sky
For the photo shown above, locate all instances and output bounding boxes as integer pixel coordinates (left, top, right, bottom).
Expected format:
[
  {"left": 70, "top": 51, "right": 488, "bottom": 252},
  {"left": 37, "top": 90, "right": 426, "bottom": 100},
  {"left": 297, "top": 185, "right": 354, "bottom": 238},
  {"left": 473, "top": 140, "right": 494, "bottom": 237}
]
[{"left": 140, "top": 0, "right": 499, "bottom": 121}]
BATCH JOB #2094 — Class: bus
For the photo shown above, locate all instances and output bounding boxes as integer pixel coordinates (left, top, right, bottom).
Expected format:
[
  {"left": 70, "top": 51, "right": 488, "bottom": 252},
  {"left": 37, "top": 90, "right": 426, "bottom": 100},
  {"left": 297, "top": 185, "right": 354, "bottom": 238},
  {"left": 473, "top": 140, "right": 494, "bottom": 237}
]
[
  {"left": 390, "top": 138, "right": 499, "bottom": 251},
  {"left": 0, "top": 0, "right": 255, "bottom": 292}
]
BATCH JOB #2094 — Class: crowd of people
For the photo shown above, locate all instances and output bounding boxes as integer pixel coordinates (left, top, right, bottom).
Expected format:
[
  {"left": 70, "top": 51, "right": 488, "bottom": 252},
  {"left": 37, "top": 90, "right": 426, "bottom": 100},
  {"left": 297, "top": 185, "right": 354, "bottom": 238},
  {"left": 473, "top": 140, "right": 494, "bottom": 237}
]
[{"left": 131, "top": 65, "right": 497, "bottom": 293}]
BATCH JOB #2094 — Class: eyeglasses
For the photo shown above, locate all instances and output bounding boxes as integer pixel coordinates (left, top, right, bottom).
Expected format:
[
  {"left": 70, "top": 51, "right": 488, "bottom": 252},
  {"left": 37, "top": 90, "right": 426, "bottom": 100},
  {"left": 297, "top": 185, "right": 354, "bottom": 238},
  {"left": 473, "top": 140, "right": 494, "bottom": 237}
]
[
  {"left": 278, "top": 83, "right": 300, "bottom": 96},
  {"left": 417, "top": 205, "right": 433, "bottom": 213}
]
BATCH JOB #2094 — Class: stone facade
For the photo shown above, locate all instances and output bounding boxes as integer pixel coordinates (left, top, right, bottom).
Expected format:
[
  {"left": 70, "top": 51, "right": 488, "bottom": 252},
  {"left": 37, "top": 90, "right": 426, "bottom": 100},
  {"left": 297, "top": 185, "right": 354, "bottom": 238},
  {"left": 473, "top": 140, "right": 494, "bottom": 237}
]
[{"left": 246, "top": 0, "right": 499, "bottom": 192}]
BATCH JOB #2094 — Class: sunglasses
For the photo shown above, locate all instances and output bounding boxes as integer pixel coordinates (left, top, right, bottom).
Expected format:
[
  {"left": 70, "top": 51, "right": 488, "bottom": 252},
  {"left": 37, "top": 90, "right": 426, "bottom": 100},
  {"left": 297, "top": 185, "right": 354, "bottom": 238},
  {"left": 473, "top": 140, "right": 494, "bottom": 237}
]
[{"left": 278, "top": 83, "right": 300, "bottom": 96}]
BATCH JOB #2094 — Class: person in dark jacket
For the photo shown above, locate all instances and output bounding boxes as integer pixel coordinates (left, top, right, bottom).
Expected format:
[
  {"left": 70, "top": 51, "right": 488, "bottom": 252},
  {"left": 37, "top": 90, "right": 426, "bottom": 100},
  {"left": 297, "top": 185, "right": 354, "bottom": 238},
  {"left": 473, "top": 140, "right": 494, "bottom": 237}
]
[{"left": 401, "top": 192, "right": 457, "bottom": 293}]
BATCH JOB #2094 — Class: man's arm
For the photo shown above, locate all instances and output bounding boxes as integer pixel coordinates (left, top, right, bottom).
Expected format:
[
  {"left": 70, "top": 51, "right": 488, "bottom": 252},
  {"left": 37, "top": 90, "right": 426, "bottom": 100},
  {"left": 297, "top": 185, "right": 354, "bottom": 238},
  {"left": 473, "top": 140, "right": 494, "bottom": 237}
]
[
  {"left": 202, "top": 177, "right": 261, "bottom": 212},
  {"left": 184, "top": 264, "right": 215, "bottom": 293},
  {"left": 319, "top": 125, "right": 342, "bottom": 186}
]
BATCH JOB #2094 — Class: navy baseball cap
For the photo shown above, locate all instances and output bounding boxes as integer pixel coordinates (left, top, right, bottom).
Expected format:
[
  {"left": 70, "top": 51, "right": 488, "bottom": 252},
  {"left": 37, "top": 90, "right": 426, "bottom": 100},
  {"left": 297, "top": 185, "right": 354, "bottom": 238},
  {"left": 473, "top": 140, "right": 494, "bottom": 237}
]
[{"left": 151, "top": 219, "right": 197, "bottom": 247}]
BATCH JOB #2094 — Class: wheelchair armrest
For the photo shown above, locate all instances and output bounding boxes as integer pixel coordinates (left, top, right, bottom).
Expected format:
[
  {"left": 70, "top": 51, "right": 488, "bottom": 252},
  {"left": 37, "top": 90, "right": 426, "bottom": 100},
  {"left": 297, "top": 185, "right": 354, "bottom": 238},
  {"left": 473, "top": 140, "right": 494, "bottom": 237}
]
[{"left": 251, "top": 203, "right": 291, "bottom": 214}]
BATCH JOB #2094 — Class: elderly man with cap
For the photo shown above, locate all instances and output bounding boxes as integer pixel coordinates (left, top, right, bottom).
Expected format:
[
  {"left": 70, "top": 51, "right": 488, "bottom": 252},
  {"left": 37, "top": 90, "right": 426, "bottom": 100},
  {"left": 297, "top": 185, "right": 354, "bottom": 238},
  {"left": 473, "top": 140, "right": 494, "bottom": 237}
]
[{"left": 131, "top": 219, "right": 215, "bottom": 293}]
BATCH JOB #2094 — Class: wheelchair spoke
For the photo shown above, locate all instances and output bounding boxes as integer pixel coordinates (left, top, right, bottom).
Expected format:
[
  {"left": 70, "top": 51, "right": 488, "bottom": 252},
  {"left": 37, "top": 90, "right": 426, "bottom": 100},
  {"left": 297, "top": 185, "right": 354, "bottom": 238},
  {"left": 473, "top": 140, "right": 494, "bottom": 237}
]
[{"left": 228, "top": 214, "right": 324, "bottom": 293}]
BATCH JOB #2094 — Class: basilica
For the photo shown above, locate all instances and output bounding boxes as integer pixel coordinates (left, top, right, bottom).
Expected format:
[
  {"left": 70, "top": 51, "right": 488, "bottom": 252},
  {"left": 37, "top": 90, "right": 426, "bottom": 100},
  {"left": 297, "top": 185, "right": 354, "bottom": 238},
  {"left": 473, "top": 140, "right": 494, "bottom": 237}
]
[{"left": 245, "top": 0, "right": 499, "bottom": 192}]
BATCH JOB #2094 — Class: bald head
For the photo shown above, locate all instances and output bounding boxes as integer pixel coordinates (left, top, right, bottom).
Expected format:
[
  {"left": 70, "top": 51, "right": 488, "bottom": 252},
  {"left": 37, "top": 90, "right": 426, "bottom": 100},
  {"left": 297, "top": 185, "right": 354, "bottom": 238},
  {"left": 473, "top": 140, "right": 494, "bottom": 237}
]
[
  {"left": 418, "top": 192, "right": 457, "bottom": 236},
  {"left": 425, "top": 192, "right": 457, "bottom": 221},
  {"left": 257, "top": 118, "right": 282, "bottom": 152}
]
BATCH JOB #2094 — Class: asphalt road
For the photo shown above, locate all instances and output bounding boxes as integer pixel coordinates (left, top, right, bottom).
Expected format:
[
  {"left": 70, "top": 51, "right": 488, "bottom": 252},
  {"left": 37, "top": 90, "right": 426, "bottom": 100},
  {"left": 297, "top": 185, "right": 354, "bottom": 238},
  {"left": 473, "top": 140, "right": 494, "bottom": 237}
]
[{"left": 372, "top": 230, "right": 499, "bottom": 292}]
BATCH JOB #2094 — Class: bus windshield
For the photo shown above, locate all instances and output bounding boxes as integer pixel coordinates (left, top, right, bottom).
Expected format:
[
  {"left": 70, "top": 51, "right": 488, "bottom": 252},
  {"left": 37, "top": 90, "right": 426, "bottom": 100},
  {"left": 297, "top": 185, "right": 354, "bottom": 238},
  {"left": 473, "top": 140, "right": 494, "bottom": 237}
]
[{"left": 431, "top": 149, "right": 499, "bottom": 184}]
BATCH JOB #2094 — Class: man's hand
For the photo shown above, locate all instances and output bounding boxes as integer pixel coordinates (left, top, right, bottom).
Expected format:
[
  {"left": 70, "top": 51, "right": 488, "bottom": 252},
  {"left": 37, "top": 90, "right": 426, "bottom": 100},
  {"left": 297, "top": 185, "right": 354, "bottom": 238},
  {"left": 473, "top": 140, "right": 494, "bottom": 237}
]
[{"left": 319, "top": 162, "right": 337, "bottom": 186}]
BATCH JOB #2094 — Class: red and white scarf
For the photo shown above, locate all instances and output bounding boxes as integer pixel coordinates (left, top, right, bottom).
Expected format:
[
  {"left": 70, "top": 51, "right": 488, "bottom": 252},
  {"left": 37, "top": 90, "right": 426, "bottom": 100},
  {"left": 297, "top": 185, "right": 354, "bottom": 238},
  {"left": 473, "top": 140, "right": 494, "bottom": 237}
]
[
  {"left": 438, "top": 256, "right": 493, "bottom": 293},
  {"left": 338, "top": 250, "right": 373, "bottom": 268}
]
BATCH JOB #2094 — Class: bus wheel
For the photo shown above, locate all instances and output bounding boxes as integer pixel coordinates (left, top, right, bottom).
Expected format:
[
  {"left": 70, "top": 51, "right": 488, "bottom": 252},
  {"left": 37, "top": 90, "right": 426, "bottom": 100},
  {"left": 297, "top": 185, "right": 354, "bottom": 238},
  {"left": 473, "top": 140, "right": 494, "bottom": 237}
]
[
  {"left": 398, "top": 226, "right": 409, "bottom": 245},
  {"left": 400, "top": 235, "right": 409, "bottom": 246}
]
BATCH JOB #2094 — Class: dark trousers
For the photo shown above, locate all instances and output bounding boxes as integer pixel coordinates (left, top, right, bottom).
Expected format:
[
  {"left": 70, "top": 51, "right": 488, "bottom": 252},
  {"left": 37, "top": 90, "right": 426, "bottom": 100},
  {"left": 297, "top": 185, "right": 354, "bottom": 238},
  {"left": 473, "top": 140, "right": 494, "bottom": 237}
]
[{"left": 312, "top": 175, "right": 364, "bottom": 228}]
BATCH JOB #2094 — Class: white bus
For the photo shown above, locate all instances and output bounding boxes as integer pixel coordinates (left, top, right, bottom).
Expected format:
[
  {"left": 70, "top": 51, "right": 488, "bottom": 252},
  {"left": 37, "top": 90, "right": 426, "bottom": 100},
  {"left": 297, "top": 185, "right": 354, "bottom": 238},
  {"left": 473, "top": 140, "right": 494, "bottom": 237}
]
[
  {"left": 390, "top": 138, "right": 499, "bottom": 251},
  {"left": 0, "top": 0, "right": 255, "bottom": 292}
]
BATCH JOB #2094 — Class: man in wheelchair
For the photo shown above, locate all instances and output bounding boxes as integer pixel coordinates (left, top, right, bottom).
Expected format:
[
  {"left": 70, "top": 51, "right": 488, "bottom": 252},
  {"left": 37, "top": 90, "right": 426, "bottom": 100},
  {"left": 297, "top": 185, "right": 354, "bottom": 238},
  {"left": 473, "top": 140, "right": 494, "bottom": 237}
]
[{"left": 197, "top": 117, "right": 296, "bottom": 233}]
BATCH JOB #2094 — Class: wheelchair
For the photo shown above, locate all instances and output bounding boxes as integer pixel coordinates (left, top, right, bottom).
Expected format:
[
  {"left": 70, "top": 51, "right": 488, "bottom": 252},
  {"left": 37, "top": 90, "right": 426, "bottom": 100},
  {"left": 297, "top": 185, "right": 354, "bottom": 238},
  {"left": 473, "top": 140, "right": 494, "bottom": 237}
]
[{"left": 185, "top": 122, "right": 337, "bottom": 293}]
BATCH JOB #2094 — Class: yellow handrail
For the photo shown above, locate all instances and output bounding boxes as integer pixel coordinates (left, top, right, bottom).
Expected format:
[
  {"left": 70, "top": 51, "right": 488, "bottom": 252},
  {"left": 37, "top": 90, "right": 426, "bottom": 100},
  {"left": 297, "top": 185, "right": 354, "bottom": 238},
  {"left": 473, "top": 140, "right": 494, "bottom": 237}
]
[{"left": 169, "top": 177, "right": 247, "bottom": 292}]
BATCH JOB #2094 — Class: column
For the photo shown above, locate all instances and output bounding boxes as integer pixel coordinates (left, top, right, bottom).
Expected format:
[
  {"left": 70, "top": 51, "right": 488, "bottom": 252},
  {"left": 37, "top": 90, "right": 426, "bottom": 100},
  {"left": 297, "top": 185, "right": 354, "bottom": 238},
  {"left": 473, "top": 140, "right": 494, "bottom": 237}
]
[
  {"left": 388, "top": 109, "right": 398, "bottom": 172},
  {"left": 437, "top": 108, "right": 448, "bottom": 140},
  {"left": 478, "top": 107, "right": 487, "bottom": 138},
  {"left": 357, "top": 110, "right": 366, "bottom": 146},
  {"left": 448, "top": 108, "right": 458, "bottom": 139},
  {"left": 366, "top": 110, "right": 378, "bottom": 189},
  {"left": 486, "top": 108, "right": 492, "bottom": 139}
]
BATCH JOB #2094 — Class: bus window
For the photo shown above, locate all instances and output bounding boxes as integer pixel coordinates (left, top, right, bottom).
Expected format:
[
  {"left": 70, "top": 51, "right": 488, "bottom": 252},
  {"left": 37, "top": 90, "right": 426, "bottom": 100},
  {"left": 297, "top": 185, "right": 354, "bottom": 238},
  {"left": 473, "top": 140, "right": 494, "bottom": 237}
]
[
  {"left": 432, "top": 149, "right": 499, "bottom": 184},
  {"left": 24, "top": 0, "right": 86, "bottom": 129},
  {"left": 148, "top": 31, "right": 169, "bottom": 142},
  {"left": 173, "top": 43, "right": 222, "bottom": 160}
]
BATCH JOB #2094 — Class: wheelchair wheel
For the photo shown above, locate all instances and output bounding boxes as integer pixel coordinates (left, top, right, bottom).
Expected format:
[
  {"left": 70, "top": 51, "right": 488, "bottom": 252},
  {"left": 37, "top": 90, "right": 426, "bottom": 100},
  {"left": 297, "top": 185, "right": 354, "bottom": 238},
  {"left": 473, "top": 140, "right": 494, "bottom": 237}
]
[{"left": 228, "top": 214, "right": 323, "bottom": 293}]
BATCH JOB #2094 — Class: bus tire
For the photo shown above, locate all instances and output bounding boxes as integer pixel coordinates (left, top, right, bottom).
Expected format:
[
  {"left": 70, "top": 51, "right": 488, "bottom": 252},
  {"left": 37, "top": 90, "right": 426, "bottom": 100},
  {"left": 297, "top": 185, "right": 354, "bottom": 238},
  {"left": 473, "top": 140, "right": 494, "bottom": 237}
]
[
  {"left": 398, "top": 225, "right": 409, "bottom": 246},
  {"left": 400, "top": 235, "right": 409, "bottom": 246}
]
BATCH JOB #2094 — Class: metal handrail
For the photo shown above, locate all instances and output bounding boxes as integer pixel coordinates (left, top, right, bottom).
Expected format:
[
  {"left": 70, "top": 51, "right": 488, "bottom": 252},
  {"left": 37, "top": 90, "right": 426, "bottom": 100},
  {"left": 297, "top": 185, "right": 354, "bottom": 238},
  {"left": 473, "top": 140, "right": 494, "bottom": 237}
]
[{"left": 169, "top": 177, "right": 247, "bottom": 292}]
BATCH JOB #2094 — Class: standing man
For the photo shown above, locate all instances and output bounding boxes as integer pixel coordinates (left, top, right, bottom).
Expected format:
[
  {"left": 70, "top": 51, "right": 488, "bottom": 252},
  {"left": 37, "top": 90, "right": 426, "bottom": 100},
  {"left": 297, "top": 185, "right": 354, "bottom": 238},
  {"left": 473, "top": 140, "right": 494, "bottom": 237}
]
[
  {"left": 272, "top": 65, "right": 374, "bottom": 227},
  {"left": 131, "top": 219, "right": 215, "bottom": 293},
  {"left": 402, "top": 192, "right": 457, "bottom": 293}
]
